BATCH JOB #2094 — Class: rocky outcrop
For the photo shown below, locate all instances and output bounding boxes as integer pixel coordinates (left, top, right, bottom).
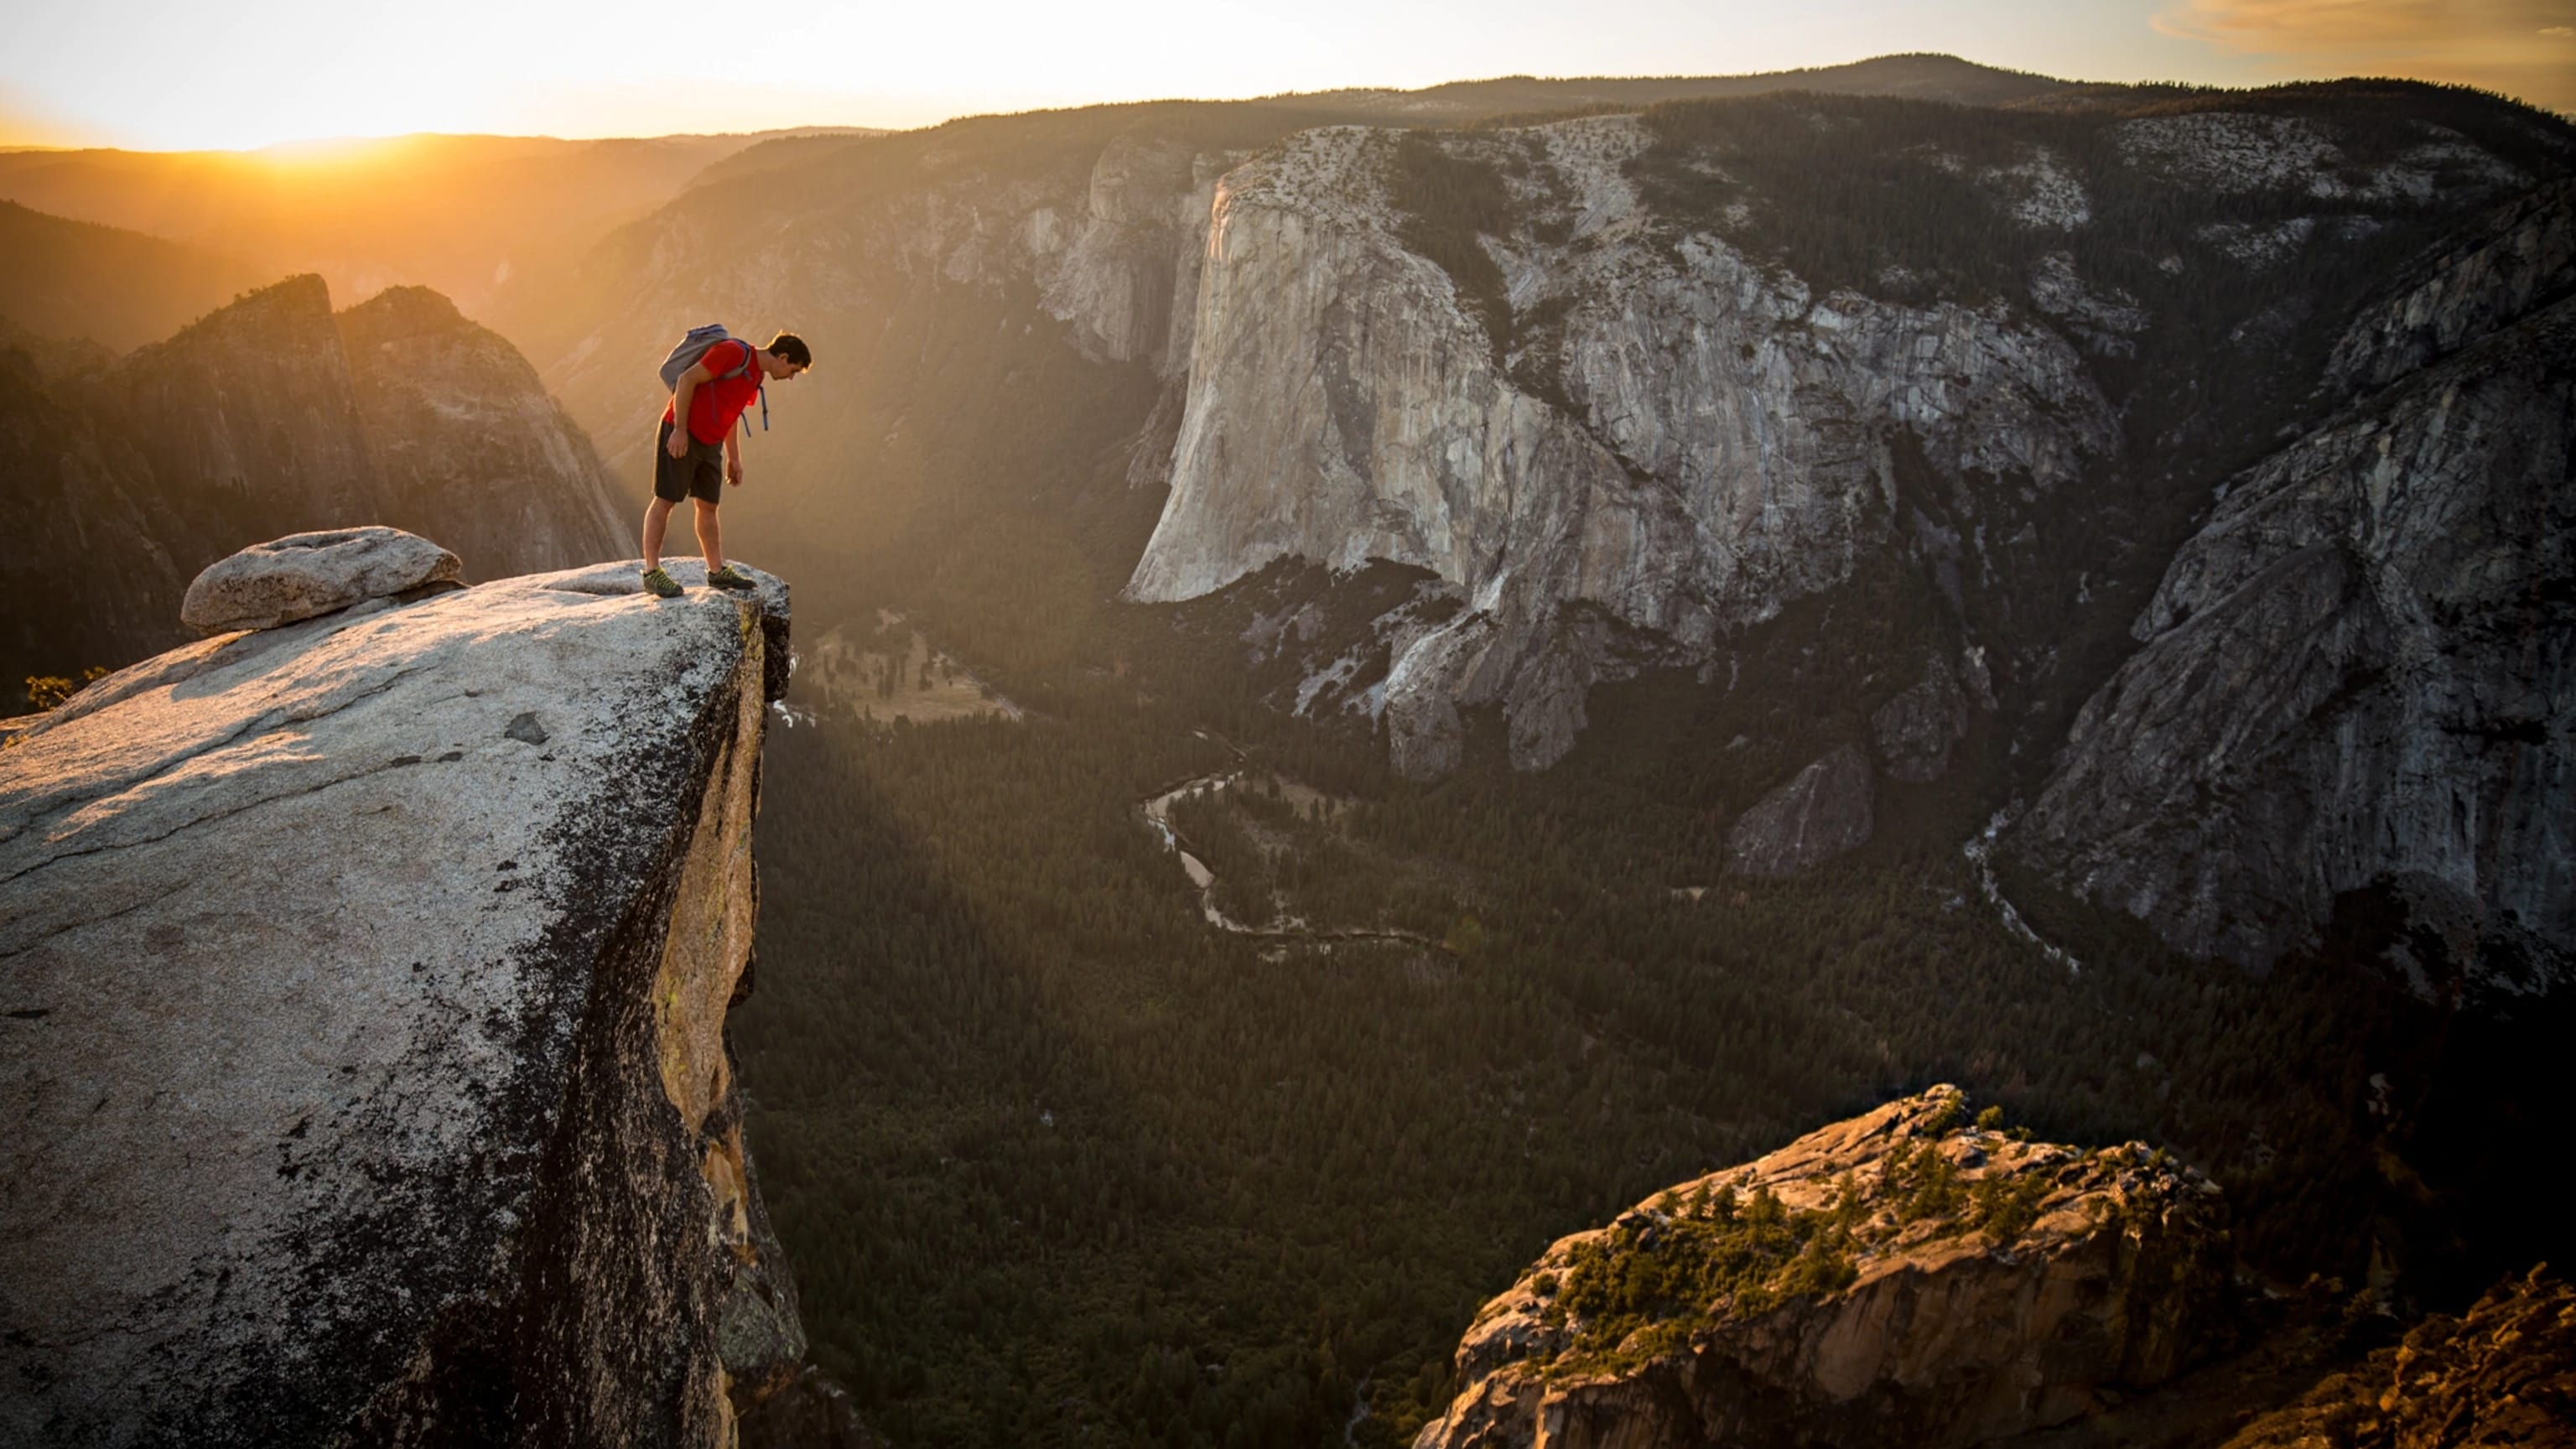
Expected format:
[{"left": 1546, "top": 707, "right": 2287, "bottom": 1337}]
[
  {"left": 1124, "top": 120, "right": 2115, "bottom": 774},
  {"left": 337, "top": 285, "right": 628, "bottom": 581},
  {"left": 1415, "top": 1088, "right": 2233, "bottom": 1449},
  {"left": 2011, "top": 185, "right": 2576, "bottom": 979},
  {"left": 1031, "top": 133, "right": 1224, "bottom": 375},
  {"left": 1727, "top": 744, "right": 1876, "bottom": 876},
  {"left": 0, "top": 552, "right": 803, "bottom": 1446},
  {"left": 2219, "top": 1267, "right": 2576, "bottom": 1448},
  {"left": 179, "top": 526, "right": 462, "bottom": 632},
  {"left": 2324, "top": 179, "right": 2573, "bottom": 394}
]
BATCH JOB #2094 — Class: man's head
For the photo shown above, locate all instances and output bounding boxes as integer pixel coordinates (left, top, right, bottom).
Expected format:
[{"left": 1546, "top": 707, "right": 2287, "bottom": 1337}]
[{"left": 761, "top": 332, "right": 813, "bottom": 381}]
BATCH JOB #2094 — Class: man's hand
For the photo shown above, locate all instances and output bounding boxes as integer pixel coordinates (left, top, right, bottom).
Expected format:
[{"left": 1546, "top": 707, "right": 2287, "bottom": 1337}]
[
  {"left": 667, "top": 360, "right": 710, "bottom": 460},
  {"left": 726, "top": 454, "right": 745, "bottom": 487}
]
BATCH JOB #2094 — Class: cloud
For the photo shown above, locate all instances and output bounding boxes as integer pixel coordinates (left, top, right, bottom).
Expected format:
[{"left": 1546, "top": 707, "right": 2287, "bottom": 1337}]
[{"left": 2153, "top": 0, "right": 2576, "bottom": 110}]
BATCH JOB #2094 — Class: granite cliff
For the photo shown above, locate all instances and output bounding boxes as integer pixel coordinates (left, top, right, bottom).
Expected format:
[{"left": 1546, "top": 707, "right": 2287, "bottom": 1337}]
[
  {"left": 5, "top": 274, "right": 626, "bottom": 691},
  {"left": 1415, "top": 1088, "right": 2232, "bottom": 1449},
  {"left": 0, "top": 540, "right": 803, "bottom": 1446},
  {"left": 1124, "top": 118, "right": 2115, "bottom": 776},
  {"left": 1120, "top": 99, "right": 2563, "bottom": 787},
  {"left": 2009, "top": 181, "right": 2576, "bottom": 982}
]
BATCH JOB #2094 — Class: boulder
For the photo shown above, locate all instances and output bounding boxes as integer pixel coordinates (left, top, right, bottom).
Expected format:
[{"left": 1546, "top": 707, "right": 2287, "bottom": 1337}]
[
  {"left": 1417, "top": 1088, "right": 2235, "bottom": 1449},
  {"left": 180, "top": 526, "right": 463, "bottom": 633},
  {"left": 0, "top": 558, "right": 802, "bottom": 1446},
  {"left": 1727, "top": 743, "right": 1876, "bottom": 876}
]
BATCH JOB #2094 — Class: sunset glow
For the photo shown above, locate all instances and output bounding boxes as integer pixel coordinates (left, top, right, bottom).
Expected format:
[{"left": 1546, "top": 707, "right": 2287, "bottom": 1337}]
[{"left": 6, "top": 0, "right": 2569, "bottom": 153}]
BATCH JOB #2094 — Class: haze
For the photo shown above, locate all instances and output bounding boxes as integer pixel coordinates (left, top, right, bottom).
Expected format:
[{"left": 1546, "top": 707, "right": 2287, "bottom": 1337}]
[{"left": 5, "top": 0, "right": 2572, "bottom": 151}]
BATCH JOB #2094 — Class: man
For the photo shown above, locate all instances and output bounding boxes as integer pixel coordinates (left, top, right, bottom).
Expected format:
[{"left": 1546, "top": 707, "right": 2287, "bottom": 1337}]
[{"left": 641, "top": 330, "right": 812, "bottom": 597}]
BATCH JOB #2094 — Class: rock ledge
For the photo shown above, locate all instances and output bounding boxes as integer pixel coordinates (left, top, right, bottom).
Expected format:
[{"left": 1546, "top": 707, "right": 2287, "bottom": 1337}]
[{"left": 3, "top": 557, "right": 800, "bottom": 1446}]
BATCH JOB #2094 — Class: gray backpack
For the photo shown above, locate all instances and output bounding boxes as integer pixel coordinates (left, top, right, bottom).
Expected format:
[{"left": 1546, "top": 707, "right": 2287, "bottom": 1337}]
[{"left": 657, "top": 325, "right": 767, "bottom": 434}]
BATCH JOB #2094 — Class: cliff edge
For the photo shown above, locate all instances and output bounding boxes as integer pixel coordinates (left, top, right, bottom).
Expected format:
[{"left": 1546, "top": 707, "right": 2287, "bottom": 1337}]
[{"left": 0, "top": 552, "right": 801, "bottom": 1446}]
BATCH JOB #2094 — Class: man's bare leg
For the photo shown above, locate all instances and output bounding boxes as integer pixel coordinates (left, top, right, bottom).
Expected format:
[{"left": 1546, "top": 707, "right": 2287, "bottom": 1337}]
[
  {"left": 642, "top": 496, "right": 676, "bottom": 570},
  {"left": 693, "top": 498, "right": 724, "bottom": 573}
]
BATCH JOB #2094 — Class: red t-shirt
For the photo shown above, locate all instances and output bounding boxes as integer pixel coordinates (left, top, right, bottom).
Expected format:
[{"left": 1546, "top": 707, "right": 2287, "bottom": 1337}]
[{"left": 662, "top": 340, "right": 761, "bottom": 444}]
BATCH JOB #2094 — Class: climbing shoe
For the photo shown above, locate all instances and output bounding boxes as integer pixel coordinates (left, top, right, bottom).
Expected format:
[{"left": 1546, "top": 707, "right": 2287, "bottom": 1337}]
[
  {"left": 707, "top": 564, "right": 756, "bottom": 591},
  {"left": 641, "top": 565, "right": 683, "bottom": 598}
]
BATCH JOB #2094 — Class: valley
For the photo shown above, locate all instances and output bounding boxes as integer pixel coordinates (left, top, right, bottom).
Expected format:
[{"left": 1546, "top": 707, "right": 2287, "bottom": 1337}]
[{"left": 5, "top": 49, "right": 2571, "bottom": 1449}]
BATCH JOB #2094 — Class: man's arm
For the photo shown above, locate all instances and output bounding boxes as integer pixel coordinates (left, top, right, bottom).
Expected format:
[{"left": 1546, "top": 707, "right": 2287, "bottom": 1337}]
[
  {"left": 724, "top": 428, "right": 744, "bottom": 486},
  {"left": 667, "top": 361, "right": 714, "bottom": 457}
]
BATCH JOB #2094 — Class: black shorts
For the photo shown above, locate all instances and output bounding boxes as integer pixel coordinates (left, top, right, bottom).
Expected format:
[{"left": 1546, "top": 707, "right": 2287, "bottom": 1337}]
[{"left": 654, "top": 419, "right": 724, "bottom": 505}]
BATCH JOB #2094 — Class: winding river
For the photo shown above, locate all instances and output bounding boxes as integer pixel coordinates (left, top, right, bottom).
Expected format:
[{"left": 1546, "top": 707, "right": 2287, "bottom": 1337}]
[{"left": 1140, "top": 738, "right": 1437, "bottom": 950}]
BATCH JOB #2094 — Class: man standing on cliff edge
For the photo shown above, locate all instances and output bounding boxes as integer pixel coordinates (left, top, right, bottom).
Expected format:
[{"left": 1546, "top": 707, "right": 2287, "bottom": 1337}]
[{"left": 641, "top": 330, "right": 812, "bottom": 597}]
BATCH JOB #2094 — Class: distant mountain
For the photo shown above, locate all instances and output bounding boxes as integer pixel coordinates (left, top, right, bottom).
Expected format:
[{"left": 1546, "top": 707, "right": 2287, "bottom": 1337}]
[
  {"left": 1304, "top": 52, "right": 2076, "bottom": 120},
  {"left": 337, "top": 285, "right": 628, "bottom": 585},
  {"left": 4, "top": 275, "right": 626, "bottom": 690},
  {"left": 0, "top": 345, "right": 189, "bottom": 686},
  {"left": 497, "top": 62, "right": 2573, "bottom": 986},
  {"left": 0, "top": 132, "right": 810, "bottom": 320},
  {"left": 0, "top": 200, "right": 265, "bottom": 351}
]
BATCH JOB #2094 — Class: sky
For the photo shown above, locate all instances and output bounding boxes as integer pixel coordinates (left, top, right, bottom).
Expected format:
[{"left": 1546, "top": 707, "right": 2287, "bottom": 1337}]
[{"left": 3, "top": 0, "right": 2570, "bottom": 151}]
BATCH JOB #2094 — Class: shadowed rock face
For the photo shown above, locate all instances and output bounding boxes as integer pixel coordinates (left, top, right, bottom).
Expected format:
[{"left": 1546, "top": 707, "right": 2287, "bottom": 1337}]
[
  {"left": 1727, "top": 744, "right": 1877, "bottom": 876},
  {"left": 105, "top": 273, "right": 387, "bottom": 544},
  {"left": 1416, "top": 1088, "right": 2233, "bottom": 1449},
  {"left": 0, "top": 345, "right": 192, "bottom": 686},
  {"left": 7, "top": 274, "right": 627, "bottom": 689},
  {"left": 1872, "top": 657, "right": 1968, "bottom": 784},
  {"left": 2010, "top": 184, "right": 2576, "bottom": 981},
  {"left": 0, "top": 558, "right": 801, "bottom": 1446},
  {"left": 2217, "top": 1267, "right": 2576, "bottom": 1449},
  {"left": 337, "top": 285, "right": 628, "bottom": 583}
]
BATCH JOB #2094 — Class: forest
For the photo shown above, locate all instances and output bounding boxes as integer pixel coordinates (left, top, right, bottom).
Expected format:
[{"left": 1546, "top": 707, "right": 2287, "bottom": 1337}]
[
  {"left": 736, "top": 595, "right": 2570, "bottom": 1446},
  {"left": 714, "top": 81, "right": 2575, "bottom": 1444}
]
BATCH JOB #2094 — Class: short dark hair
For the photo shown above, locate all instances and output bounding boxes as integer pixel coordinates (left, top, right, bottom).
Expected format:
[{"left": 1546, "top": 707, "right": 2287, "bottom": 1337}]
[{"left": 766, "top": 332, "right": 812, "bottom": 367}]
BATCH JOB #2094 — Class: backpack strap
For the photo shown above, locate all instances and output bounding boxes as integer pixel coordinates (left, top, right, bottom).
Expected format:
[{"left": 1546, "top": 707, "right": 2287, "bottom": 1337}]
[{"left": 725, "top": 340, "right": 766, "bottom": 439}]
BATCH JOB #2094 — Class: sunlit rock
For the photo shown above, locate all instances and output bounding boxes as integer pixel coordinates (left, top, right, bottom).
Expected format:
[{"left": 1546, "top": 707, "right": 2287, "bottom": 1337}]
[
  {"left": 0, "top": 558, "right": 801, "bottom": 1446},
  {"left": 1415, "top": 1088, "right": 2232, "bottom": 1449},
  {"left": 179, "top": 525, "right": 462, "bottom": 633}
]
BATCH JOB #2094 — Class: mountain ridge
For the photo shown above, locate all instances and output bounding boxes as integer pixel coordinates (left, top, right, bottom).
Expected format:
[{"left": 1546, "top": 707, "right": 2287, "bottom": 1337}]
[{"left": 3, "top": 273, "right": 626, "bottom": 691}]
